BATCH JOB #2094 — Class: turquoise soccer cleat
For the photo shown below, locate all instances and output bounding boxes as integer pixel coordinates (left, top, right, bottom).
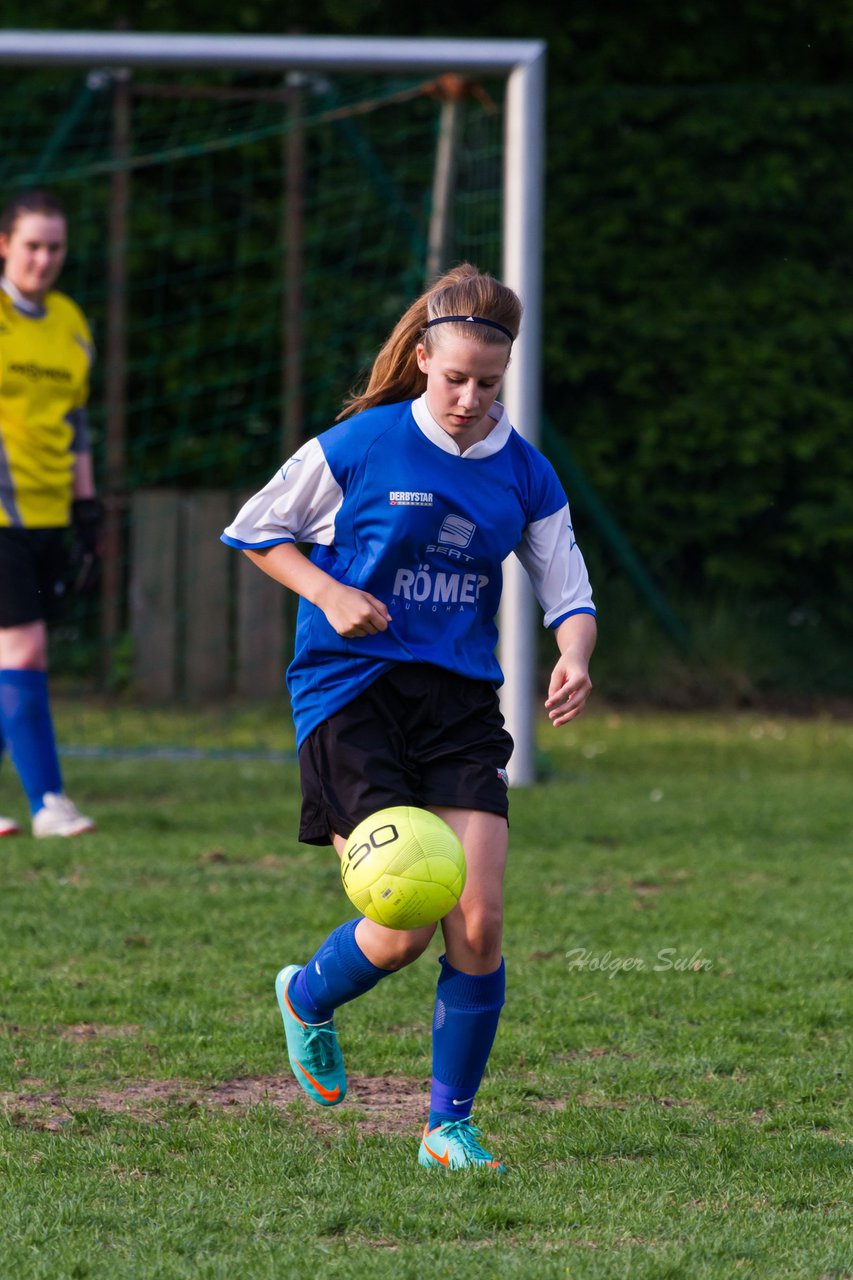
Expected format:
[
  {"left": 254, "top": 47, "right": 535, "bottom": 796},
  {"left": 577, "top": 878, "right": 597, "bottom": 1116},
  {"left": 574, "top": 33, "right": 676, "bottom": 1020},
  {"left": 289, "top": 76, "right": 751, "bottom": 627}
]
[
  {"left": 418, "top": 1118, "right": 505, "bottom": 1172},
  {"left": 274, "top": 964, "right": 347, "bottom": 1106}
]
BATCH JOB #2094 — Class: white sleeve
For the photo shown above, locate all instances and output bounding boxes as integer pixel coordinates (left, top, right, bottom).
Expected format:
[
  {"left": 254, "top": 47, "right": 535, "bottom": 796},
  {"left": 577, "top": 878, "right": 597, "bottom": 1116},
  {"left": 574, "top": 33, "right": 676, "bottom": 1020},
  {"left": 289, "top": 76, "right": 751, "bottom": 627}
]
[
  {"left": 514, "top": 503, "right": 596, "bottom": 628},
  {"left": 222, "top": 437, "right": 343, "bottom": 548}
]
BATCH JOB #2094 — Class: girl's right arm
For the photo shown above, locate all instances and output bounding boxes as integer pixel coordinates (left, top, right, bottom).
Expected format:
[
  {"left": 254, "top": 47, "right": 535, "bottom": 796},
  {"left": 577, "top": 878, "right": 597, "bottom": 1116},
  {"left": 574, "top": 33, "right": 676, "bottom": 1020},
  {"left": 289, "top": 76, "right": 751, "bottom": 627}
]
[{"left": 244, "top": 542, "right": 390, "bottom": 639}]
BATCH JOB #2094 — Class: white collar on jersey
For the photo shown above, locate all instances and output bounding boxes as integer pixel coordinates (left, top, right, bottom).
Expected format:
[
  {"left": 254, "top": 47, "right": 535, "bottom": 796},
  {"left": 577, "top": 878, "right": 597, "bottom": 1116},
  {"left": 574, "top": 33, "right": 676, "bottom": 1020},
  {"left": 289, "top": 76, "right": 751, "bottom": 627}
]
[
  {"left": 412, "top": 393, "right": 512, "bottom": 458},
  {"left": 0, "top": 275, "right": 46, "bottom": 318}
]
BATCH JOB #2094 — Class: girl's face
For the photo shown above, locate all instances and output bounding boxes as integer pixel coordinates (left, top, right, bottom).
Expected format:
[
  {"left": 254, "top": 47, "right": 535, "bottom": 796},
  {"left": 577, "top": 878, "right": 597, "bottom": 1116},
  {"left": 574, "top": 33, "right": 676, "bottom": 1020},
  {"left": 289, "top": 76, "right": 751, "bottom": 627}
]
[
  {"left": 0, "top": 212, "right": 67, "bottom": 302},
  {"left": 416, "top": 333, "right": 509, "bottom": 445}
]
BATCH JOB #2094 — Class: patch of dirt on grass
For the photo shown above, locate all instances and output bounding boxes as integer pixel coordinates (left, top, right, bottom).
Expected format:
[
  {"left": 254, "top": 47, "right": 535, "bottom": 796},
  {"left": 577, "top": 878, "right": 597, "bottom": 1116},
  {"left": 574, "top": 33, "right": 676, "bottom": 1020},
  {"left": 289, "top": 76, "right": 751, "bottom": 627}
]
[
  {"left": 1, "top": 1073, "right": 427, "bottom": 1135},
  {"left": 60, "top": 1023, "right": 141, "bottom": 1041}
]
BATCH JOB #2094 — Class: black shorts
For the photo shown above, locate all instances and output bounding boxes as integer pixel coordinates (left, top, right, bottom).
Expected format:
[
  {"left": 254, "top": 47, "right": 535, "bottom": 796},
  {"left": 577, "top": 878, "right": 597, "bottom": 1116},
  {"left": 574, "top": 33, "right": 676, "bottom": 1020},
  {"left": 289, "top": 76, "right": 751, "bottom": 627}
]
[
  {"left": 298, "top": 663, "right": 514, "bottom": 846},
  {"left": 0, "top": 527, "right": 69, "bottom": 627}
]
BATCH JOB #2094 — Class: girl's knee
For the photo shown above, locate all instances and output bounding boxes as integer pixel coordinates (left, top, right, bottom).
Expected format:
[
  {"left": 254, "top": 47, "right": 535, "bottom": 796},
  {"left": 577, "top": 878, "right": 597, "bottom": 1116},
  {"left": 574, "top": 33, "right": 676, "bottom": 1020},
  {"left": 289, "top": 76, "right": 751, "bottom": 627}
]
[{"left": 446, "top": 904, "right": 504, "bottom": 966}]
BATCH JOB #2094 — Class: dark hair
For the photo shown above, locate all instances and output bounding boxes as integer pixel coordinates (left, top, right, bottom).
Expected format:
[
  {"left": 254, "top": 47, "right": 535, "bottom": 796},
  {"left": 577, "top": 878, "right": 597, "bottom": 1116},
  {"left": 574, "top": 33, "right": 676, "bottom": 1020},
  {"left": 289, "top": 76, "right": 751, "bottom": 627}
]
[
  {"left": 0, "top": 189, "right": 67, "bottom": 243},
  {"left": 338, "top": 263, "right": 522, "bottom": 420}
]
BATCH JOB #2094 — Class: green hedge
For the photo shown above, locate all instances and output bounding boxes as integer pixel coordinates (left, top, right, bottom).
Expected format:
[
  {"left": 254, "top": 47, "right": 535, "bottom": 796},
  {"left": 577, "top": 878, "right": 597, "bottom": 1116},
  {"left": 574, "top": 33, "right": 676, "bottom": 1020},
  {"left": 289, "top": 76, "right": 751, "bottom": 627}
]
[{"left": 544, "top": 86, "right": 853, "bottom": 630}]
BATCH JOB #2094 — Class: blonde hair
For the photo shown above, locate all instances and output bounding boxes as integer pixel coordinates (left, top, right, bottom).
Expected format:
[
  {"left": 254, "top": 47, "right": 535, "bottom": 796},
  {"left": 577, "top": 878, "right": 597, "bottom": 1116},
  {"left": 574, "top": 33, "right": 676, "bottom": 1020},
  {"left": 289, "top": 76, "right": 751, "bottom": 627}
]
[{"left": 338, "top": 263, "right": 522, "bottom": 420}]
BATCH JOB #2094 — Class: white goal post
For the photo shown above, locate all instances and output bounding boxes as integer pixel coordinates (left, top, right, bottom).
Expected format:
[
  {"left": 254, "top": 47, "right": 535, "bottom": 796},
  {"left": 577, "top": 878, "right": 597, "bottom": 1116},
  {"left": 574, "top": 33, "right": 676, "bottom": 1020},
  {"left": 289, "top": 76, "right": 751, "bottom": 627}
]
[{"left": 0, "top": 30, "right": 546, "bottom": 785}]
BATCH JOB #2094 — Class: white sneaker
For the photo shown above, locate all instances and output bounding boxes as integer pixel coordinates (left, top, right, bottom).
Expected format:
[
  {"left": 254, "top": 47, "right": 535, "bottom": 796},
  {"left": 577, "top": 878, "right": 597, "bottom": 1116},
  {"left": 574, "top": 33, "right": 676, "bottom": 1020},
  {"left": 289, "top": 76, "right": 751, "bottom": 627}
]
[
  {"left": 0, "top": 815, "right": 21, "bottom": 837},
  {"left": 32, "top": 793, "right": 95, "bottom": 838}
]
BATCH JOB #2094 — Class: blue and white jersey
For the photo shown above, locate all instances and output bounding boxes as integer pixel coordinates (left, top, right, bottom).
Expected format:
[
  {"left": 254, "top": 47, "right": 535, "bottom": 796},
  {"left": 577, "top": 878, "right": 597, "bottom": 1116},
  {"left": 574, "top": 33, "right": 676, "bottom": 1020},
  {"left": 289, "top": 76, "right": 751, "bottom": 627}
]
[{"left": 222, "top": 396, "right": 595, "bottom": 749}]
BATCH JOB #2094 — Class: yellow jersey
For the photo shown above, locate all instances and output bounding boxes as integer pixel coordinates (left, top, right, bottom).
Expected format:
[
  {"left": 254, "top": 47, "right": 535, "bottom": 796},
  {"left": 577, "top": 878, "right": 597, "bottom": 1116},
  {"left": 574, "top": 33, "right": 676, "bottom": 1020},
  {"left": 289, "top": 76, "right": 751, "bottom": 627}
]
[{"left": 0, "top": 285, "right": 93, "bottom": 528}]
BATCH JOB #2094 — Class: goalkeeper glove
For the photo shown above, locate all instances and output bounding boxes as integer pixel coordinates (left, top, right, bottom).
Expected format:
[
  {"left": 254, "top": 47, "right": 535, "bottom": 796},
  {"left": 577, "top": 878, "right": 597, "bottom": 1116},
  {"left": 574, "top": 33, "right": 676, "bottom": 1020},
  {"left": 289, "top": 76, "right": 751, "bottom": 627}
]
[{"left": 69, "top": 496, "right": 104, "bottom": 597}]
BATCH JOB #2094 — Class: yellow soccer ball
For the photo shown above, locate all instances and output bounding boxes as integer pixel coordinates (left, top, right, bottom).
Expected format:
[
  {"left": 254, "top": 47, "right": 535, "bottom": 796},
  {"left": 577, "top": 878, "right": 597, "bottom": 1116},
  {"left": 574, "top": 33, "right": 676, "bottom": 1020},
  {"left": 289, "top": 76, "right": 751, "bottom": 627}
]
[{"left": 340, "top": 806, "right": 467, "bottom": 930}]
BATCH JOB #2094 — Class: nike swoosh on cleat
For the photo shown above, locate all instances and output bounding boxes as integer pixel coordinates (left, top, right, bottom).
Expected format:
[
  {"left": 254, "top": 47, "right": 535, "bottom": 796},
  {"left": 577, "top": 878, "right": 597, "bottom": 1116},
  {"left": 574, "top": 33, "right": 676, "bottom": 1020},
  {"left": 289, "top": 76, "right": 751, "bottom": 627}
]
[
  {"left": 282, "top": 977, "right": 308, "bottom": 1027},
  {"left": 422, "top": 1124, "right": 450, "bottom": 1166},
  {"left": 296, "top": 1061, "right": 341, "bottom": 1102},
  {"left": 422, "top": 1139, "right": 450, "bottom": 1165},
  {"left": 282, "top": 974, "right": 334, "bottom": 1032}
]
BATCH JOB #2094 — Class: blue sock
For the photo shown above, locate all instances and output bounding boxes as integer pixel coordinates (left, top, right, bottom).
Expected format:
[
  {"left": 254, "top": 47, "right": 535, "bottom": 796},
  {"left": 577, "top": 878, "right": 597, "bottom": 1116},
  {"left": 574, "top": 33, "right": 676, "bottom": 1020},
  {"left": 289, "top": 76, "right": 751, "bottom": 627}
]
[
  {"left": 428, "top": 954, "right": 506, "bottom": 1128},
  {"left": 0, "top": 670, "right": 62, "bottom": 815},
  {"left": 289, "top": 919, "right": 393, "bottom": 1023}
]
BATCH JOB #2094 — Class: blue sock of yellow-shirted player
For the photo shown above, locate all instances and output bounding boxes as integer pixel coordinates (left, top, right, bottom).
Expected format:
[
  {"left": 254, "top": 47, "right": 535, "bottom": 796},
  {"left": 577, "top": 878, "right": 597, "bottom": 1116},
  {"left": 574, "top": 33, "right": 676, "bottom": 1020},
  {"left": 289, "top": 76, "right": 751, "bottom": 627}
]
[{"left": 0, "top": 670, "right": 63, "bottom": 814}]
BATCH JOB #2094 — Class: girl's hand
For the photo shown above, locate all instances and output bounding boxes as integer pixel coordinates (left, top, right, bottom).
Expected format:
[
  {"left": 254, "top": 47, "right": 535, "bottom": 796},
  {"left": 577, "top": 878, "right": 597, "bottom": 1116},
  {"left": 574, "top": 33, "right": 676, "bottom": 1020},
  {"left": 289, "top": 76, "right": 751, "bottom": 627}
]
[
  {"left": 545, "top": 655, "right": 592, "bottom": 726},
  {"left": 321, "top": 582, "right": 391, "bottom": 638},
  {"left": 242, "top": 544, "right": 391, "bottom": 639}
]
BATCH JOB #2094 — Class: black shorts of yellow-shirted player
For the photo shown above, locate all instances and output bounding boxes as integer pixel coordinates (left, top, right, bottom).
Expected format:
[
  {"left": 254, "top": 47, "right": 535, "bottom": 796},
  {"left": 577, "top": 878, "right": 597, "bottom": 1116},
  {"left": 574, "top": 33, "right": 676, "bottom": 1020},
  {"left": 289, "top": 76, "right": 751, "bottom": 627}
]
[
  {"left": 0, "top": 188, "right": 100, "bottom": 840},
  {"left": 222, "top": 262, "right": 598, "bottom": 1171}
]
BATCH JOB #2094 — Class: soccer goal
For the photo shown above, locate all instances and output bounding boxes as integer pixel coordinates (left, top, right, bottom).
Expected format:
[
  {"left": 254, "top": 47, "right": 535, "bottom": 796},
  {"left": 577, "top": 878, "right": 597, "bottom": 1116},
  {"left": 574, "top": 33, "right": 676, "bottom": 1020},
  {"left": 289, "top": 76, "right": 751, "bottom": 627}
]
[{"left": 0, "top": 31, "right": 546, "bottom": 783}]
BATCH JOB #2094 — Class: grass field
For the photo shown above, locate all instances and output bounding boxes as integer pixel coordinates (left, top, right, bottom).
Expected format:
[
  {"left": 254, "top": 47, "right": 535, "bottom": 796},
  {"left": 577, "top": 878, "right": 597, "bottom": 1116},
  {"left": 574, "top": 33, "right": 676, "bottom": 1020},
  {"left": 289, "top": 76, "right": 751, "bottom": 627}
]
[{"left": 1, "top": 700, "right": 850, "bottom": 1279}]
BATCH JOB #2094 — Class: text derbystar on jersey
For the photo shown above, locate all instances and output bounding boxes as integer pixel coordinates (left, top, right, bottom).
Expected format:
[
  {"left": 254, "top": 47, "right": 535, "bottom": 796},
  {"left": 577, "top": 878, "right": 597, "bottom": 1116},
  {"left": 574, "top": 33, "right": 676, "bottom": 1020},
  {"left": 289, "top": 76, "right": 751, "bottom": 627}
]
[{"left": 389, "top": 491, "right": 433, "bottom": 505}]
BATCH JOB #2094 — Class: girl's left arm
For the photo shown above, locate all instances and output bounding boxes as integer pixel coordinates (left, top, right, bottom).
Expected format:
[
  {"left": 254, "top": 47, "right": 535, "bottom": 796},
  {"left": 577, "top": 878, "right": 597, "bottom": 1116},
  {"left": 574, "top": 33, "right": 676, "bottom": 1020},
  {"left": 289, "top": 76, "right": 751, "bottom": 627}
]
[{"left": 545, "top": 612, "right": 598, "bottom": 727}]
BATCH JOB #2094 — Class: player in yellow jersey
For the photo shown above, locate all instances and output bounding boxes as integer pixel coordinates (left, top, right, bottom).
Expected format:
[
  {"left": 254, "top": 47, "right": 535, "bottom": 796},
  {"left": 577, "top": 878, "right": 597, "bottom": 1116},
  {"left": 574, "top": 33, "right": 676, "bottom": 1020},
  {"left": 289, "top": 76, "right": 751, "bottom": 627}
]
[{"left": 0, "top": 189, "right": 99, "bottom": 837}]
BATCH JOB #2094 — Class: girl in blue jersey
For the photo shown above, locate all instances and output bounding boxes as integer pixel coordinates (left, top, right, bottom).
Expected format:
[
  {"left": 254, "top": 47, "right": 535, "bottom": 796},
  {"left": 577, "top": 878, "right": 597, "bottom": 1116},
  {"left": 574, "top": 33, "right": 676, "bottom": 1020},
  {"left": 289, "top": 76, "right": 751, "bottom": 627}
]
[
  {"left": 0, "top": 190, "right": 98, "bottom": 838},
  {"left": 223, "top": 264, "right": 597, "bottom": 1171}
]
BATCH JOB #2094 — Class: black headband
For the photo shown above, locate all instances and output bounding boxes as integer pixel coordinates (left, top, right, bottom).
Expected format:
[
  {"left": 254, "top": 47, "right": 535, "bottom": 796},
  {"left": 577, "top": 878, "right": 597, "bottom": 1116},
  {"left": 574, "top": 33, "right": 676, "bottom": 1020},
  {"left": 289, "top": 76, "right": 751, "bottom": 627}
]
[{"left": 425, "top": 315, "right": 515, "bottom": 342}]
